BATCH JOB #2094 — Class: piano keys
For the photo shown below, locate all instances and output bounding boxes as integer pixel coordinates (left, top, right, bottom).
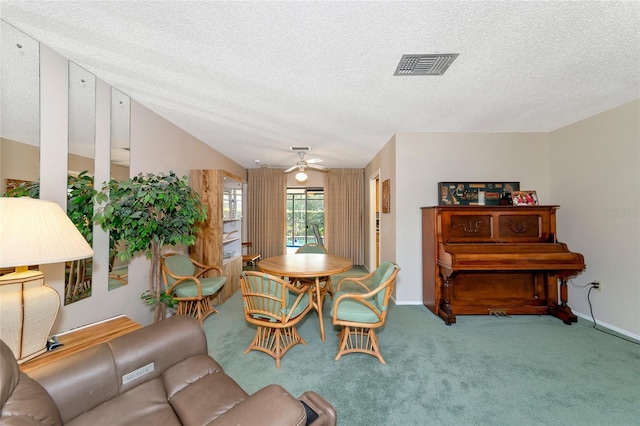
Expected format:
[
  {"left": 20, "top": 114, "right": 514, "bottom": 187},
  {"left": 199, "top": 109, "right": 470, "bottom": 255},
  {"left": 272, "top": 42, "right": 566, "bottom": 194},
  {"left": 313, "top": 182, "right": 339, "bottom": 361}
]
[{"left": 421, "top": 205, "right": 585, "bottom": 325}]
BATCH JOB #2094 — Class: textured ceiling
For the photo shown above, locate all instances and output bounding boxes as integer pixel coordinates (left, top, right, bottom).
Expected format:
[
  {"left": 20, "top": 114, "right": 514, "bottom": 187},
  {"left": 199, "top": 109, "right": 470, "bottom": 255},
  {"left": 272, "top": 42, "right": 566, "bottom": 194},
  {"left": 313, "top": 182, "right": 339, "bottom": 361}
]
[{"left": 1, "top": 1, "right": 639, "bottom": 169}]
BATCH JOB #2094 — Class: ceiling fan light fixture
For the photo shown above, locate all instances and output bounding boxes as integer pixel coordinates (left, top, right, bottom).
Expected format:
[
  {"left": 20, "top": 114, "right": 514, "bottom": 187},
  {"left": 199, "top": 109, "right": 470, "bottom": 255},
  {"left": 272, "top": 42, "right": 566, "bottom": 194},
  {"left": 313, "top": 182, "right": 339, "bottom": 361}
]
[{"left": 295, "top": 170, "right": 308, "bottom": 183}]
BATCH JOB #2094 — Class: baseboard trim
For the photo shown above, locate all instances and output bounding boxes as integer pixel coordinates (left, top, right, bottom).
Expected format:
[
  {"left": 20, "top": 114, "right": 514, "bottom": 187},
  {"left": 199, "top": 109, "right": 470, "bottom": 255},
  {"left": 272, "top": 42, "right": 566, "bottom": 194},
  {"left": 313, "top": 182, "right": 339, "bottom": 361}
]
[
  {"left": 390, "top": 302, "right": 639, "bottom": 341},
  {"left": 573, "top": 310, "right": 640, "bottom": 342}
]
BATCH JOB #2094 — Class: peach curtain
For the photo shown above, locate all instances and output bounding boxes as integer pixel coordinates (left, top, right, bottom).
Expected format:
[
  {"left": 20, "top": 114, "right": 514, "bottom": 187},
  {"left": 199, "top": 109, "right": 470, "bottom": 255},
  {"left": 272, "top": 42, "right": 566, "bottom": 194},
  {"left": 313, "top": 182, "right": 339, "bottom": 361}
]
[
  {"left": 247, "top": 169, "right": 287, "bottom": 259},
  {"left": 324, "top": 168, "right": 364, "bottom": 264}
]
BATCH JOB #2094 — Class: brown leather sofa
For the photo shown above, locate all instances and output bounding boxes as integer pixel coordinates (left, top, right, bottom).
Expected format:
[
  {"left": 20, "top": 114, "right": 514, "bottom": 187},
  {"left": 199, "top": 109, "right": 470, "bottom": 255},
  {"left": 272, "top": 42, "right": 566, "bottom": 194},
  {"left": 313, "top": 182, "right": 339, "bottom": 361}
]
[{"left": 1, "top": 315, "right": 336, "bottom": 426}]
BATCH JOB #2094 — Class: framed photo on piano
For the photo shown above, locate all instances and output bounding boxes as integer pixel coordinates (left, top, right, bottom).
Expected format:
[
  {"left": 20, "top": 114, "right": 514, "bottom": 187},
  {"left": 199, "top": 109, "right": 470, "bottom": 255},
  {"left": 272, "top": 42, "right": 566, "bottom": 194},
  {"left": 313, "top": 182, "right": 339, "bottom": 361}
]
[
  {"left": 438, "top": 181, "right": 520, "bottom": 206},
  {"left": 512, "top": 190, "right": 539, "bottom": 206}
]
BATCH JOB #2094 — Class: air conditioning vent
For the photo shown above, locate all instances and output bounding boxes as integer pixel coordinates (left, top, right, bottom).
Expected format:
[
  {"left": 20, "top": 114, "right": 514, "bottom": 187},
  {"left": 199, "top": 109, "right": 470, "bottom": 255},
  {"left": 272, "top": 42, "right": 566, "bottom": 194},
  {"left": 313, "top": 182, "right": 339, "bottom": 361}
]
[
  {"left": 394, "top": 53, "right": 459, "bottom": 76},
  {"left": 290, "top": 146, "right": 311, "bottom": 152}
]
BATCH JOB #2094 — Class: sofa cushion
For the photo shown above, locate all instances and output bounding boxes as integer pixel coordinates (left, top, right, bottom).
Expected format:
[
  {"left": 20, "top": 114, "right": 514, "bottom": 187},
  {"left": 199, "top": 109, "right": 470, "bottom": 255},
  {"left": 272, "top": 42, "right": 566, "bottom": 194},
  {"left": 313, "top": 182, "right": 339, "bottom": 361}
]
[
  {"left": 107, "top": 315, "right": 208, "bottom": 395},
  {"left": 66, "top": 377, "right": 180, "bottom": 426},
  {"left": 162, "top": 354, "right": 224, "bottom": 398},
  {"left": 167, "top": 366, "right": 249, "bottom": 425}
]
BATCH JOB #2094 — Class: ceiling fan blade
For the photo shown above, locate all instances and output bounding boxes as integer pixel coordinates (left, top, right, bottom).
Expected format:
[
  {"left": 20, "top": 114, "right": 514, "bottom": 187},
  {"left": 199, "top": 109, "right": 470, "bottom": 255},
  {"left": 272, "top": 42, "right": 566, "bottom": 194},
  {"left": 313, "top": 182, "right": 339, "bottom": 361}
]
[
  {"left": 306, "top": 157, "right": 323, "bottom": 164},
  {"left": 284, "top": 165, "right": 297, "bottom": 173},
  {"left": 308, "top": 163, "right": 329, "bottom": 171}
]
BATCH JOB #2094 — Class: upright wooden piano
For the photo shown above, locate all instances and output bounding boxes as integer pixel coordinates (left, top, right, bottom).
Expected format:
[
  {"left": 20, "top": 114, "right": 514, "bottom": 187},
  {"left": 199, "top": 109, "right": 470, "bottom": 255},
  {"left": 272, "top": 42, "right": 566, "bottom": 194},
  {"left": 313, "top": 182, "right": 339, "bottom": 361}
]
[{"left": 421, "top": 205, "right": 585, "bottom": 325}]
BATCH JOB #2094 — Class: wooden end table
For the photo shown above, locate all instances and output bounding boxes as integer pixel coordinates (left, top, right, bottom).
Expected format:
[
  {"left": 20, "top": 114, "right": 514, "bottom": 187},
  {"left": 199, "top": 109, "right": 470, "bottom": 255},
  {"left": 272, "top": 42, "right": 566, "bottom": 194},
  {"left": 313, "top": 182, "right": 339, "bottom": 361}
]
[{"left": 19, "top": 315, "right": 142, "bottom": 374}]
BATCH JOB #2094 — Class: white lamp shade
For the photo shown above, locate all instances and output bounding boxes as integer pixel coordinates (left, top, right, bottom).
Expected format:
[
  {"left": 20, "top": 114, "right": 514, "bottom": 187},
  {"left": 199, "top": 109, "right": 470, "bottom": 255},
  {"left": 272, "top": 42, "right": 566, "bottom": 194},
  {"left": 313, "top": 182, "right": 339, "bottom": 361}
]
[
  {"left": 295, "top": 171, "right": 308, "bottom": 183},
  {"left": 0, "top": 197, "right": 94, "bottom": 268}
]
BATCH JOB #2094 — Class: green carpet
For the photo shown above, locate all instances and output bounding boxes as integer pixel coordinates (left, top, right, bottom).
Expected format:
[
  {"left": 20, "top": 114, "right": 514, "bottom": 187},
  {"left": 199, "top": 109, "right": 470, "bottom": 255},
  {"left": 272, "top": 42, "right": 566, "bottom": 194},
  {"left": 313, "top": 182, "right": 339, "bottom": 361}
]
[{"left": 203, "top": 268, "right": 640, "bottom": 425}]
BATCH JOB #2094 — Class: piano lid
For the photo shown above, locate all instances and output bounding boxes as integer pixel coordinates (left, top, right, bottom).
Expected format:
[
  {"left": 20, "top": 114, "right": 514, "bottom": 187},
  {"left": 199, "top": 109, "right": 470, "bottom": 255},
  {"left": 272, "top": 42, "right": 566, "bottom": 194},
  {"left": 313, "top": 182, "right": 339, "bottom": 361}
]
[{"left": 438, "top": 242, "right": 585, "bottom": 272}]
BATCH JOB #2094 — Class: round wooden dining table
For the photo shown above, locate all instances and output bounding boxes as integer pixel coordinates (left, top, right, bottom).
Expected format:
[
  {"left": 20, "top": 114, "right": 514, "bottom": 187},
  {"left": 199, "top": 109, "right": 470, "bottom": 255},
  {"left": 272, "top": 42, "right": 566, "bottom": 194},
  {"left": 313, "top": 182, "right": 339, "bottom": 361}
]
[{"left": 258, "top": 253, "right": 352, "bottom": 341}]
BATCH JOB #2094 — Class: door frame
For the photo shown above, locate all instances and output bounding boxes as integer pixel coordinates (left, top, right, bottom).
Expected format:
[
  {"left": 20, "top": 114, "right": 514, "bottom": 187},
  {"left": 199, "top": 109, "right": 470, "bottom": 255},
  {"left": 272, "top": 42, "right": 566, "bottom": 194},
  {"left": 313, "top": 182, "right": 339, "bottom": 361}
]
[{"left": 368, "top": 170, "right": 380, "bottom": 270}]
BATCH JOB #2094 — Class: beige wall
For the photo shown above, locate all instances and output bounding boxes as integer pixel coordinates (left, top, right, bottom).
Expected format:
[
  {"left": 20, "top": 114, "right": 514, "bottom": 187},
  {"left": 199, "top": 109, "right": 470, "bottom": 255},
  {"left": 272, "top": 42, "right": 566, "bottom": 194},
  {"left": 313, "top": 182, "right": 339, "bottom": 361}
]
[
  {"left": 129, "top": 101, "right": 246, "bottom": 180},
  {"left": 549, "top": 99, "right": 640, "bottom": 337},
  {"left": 391, "top": 132, "right": 551, "bottom": 304},
  {"left": 364, "top": 135, "right": 396, "bottom": 272},
  {"left": 68, "top": 153, "right": 94, "bottom": 175},
  {"left": 365, "top": 103, "right": 639, "bottom": 339},
  {"left": 0, "top": 138, "right": 39, "bottom": 187}
]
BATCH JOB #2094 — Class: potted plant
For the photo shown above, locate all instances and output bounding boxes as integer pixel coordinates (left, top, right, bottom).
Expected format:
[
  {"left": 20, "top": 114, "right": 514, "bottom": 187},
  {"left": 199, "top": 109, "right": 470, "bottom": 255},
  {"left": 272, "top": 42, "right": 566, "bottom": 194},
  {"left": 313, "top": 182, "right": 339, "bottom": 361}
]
[{"left": 93, "top": 171, "right": 207, "bottom": 322}]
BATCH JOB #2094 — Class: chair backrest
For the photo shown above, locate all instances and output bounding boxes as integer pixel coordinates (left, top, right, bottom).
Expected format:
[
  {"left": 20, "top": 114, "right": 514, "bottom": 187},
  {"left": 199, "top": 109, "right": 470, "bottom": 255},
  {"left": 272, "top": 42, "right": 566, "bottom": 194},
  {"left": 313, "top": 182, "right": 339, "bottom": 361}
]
[
  {"left": 240, "top": 272, "right": 289, "bottom": 323},
  {"left": 241, "top": 242, "right": 252, "bottom": 255},
  {"left": 372, "top": 262, "right": 400, "bottom": 311},
  {"left": 312, "top": 224, "right": 323, "bottom": 246},
  {"left": 162, "top": 254, "right": 196, "bottom": 286},
  {"left": 295, "top": 243, "right": 327, "bottom": 254}
]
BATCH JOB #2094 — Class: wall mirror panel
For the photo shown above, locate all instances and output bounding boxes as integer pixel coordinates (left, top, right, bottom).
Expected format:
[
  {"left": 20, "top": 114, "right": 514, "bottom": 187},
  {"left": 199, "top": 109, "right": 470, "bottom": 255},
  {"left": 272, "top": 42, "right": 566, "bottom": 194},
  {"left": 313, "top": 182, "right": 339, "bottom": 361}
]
[
  {"left": 108, "top": 88, "right": 130, "bottom": 291},
  {"left": 0, "top": 20, "right": 40, "bottom": 201},
  {"left": 65, "top": 62, "right": 96, "bottom": 305}
]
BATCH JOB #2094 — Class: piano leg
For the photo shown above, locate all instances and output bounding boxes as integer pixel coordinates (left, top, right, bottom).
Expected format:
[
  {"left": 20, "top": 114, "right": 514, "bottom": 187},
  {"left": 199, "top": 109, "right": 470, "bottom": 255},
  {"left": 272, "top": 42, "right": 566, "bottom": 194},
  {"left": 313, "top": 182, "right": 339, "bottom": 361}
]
[
  {"left": 549, "top": 278, "right": 578, "bottom": 324},
  {"left": 438, "top": 276, "right": 456, "bottom": 325}
]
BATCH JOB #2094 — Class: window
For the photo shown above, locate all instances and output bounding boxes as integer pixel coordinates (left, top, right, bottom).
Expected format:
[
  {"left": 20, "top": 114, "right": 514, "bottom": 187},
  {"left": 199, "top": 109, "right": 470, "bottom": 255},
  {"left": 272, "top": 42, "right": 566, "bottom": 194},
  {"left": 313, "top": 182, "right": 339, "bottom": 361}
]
[{"left": 286, "top": 188, "right": 324, "bottom": 247}]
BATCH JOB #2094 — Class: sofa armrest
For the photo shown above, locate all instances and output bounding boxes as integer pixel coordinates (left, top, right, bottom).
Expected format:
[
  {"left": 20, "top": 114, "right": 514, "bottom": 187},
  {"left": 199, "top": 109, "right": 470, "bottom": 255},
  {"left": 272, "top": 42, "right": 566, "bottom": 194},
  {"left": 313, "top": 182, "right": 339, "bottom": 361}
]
[
  {"left": 208, "top": 384, "right": 306, "bottom": 426},
  {"left": 0, "top": 373, "right": 62, "bottom": 426},
  {"left": 299, "top": 391, "right": 337, "bottom": 426}
]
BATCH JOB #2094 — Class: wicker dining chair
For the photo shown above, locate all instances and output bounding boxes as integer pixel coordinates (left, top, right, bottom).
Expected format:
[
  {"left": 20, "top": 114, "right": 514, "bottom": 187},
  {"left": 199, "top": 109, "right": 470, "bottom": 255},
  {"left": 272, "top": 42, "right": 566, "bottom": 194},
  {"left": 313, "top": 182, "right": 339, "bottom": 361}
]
[
  {"left": 331, "top": 261, "right": 400, "bottom": 364},
  {"left": 240, "top": 271, "right": 313, "bottom": 368},
  {"left": 161, "top": 253, "right": 226, "bottom": 325}
]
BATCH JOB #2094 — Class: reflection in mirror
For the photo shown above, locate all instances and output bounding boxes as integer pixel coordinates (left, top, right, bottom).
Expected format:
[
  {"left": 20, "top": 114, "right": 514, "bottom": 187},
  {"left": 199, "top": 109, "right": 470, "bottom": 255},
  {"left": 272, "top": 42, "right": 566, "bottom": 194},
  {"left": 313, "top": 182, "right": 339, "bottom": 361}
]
[
  {"left": 65, "top": 62, "right": 96, "bottom": 305},
  {"left": 1, "top": 21, "right": 40, "bottom": 279},
  {"left": 1, "top": 20, "right": 40, "bottom": 201},
  {"left": 108, "top": 88, "right": 130, "bottom": 291}
]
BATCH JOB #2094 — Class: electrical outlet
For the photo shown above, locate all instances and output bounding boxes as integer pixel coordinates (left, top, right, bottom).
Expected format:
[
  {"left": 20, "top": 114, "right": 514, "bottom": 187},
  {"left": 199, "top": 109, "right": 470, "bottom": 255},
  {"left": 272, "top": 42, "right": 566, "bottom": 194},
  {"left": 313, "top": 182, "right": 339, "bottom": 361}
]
[{"left": 593, "top": 280, "right": 601, "bottom": 291}]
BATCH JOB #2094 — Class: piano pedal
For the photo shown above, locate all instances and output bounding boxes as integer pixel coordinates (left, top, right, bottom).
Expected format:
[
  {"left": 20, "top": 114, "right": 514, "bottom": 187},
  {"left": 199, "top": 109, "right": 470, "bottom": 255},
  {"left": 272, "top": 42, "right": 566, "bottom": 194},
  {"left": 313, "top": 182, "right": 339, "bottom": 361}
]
[{"left": 489, "top": 309, "right": 510, "bottom": 318}]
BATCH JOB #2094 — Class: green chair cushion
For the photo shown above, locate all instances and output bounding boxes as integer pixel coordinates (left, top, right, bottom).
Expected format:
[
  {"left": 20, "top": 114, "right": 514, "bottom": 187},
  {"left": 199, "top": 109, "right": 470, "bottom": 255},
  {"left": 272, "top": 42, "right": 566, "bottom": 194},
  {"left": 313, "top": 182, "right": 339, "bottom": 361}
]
[
  {"left": 173, "top": 276, "right": 226, "bottom": 298},
  {"left": 336, "top": 263, "right": 396, "bottom": 311},
  {"left": 284, "top": 291, "right": 310, "bottom": 318},
  {"left": 164, "top": 255, "right": 197, "bottom": 285},
  {"left": 372, "top": 262, "right": 396, "bottom": 308},
  {"left": 331, "top": 291, "right": 380, "bottom": 323}
]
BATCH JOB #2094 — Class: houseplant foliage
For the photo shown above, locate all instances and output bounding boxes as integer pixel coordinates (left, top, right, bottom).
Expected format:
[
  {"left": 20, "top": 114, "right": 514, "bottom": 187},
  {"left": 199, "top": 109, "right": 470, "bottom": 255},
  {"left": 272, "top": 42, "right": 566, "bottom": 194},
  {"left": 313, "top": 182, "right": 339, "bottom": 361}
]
[{"left": 94, "top": 171, "right": 207, "bottom": 322}]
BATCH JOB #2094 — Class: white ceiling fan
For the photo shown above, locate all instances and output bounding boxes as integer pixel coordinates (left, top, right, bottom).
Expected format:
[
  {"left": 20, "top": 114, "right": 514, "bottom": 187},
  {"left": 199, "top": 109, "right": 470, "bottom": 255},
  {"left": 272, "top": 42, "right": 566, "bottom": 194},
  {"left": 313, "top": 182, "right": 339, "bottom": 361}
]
[
  {"left": 284, "top": 151, "right": 328, "bottom": 183},
  {"left": 284, "top": 151, "right": 329, "bottom": 173}
]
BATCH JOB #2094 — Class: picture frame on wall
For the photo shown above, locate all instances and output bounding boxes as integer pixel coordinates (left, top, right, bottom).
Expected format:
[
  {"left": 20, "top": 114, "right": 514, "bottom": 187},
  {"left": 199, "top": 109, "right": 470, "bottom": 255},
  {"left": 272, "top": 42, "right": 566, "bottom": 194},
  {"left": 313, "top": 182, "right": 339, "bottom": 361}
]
[
  {"left": 382, "top": 179, "right": 390, "bottom": 213},
  {"left": 5, "top": 178, "right": 30, "bottom": 193},
  {"left": 512, "top": 190, "right": 539, "bottom": 206}
]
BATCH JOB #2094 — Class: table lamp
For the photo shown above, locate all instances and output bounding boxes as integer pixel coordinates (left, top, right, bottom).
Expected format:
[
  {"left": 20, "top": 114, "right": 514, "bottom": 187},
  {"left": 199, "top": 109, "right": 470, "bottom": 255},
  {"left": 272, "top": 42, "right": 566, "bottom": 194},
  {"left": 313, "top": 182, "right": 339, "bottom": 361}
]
[{"left": 0, "top": 197, "right": 94, "bottom": 363}]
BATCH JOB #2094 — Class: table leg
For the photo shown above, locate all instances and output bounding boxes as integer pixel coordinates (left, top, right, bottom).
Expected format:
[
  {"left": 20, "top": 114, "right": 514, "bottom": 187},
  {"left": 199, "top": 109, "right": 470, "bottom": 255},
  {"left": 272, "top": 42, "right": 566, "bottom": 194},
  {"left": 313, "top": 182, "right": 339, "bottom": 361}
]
[{"left": 315, "top": 277, "right": 325, "bottom": 341}]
